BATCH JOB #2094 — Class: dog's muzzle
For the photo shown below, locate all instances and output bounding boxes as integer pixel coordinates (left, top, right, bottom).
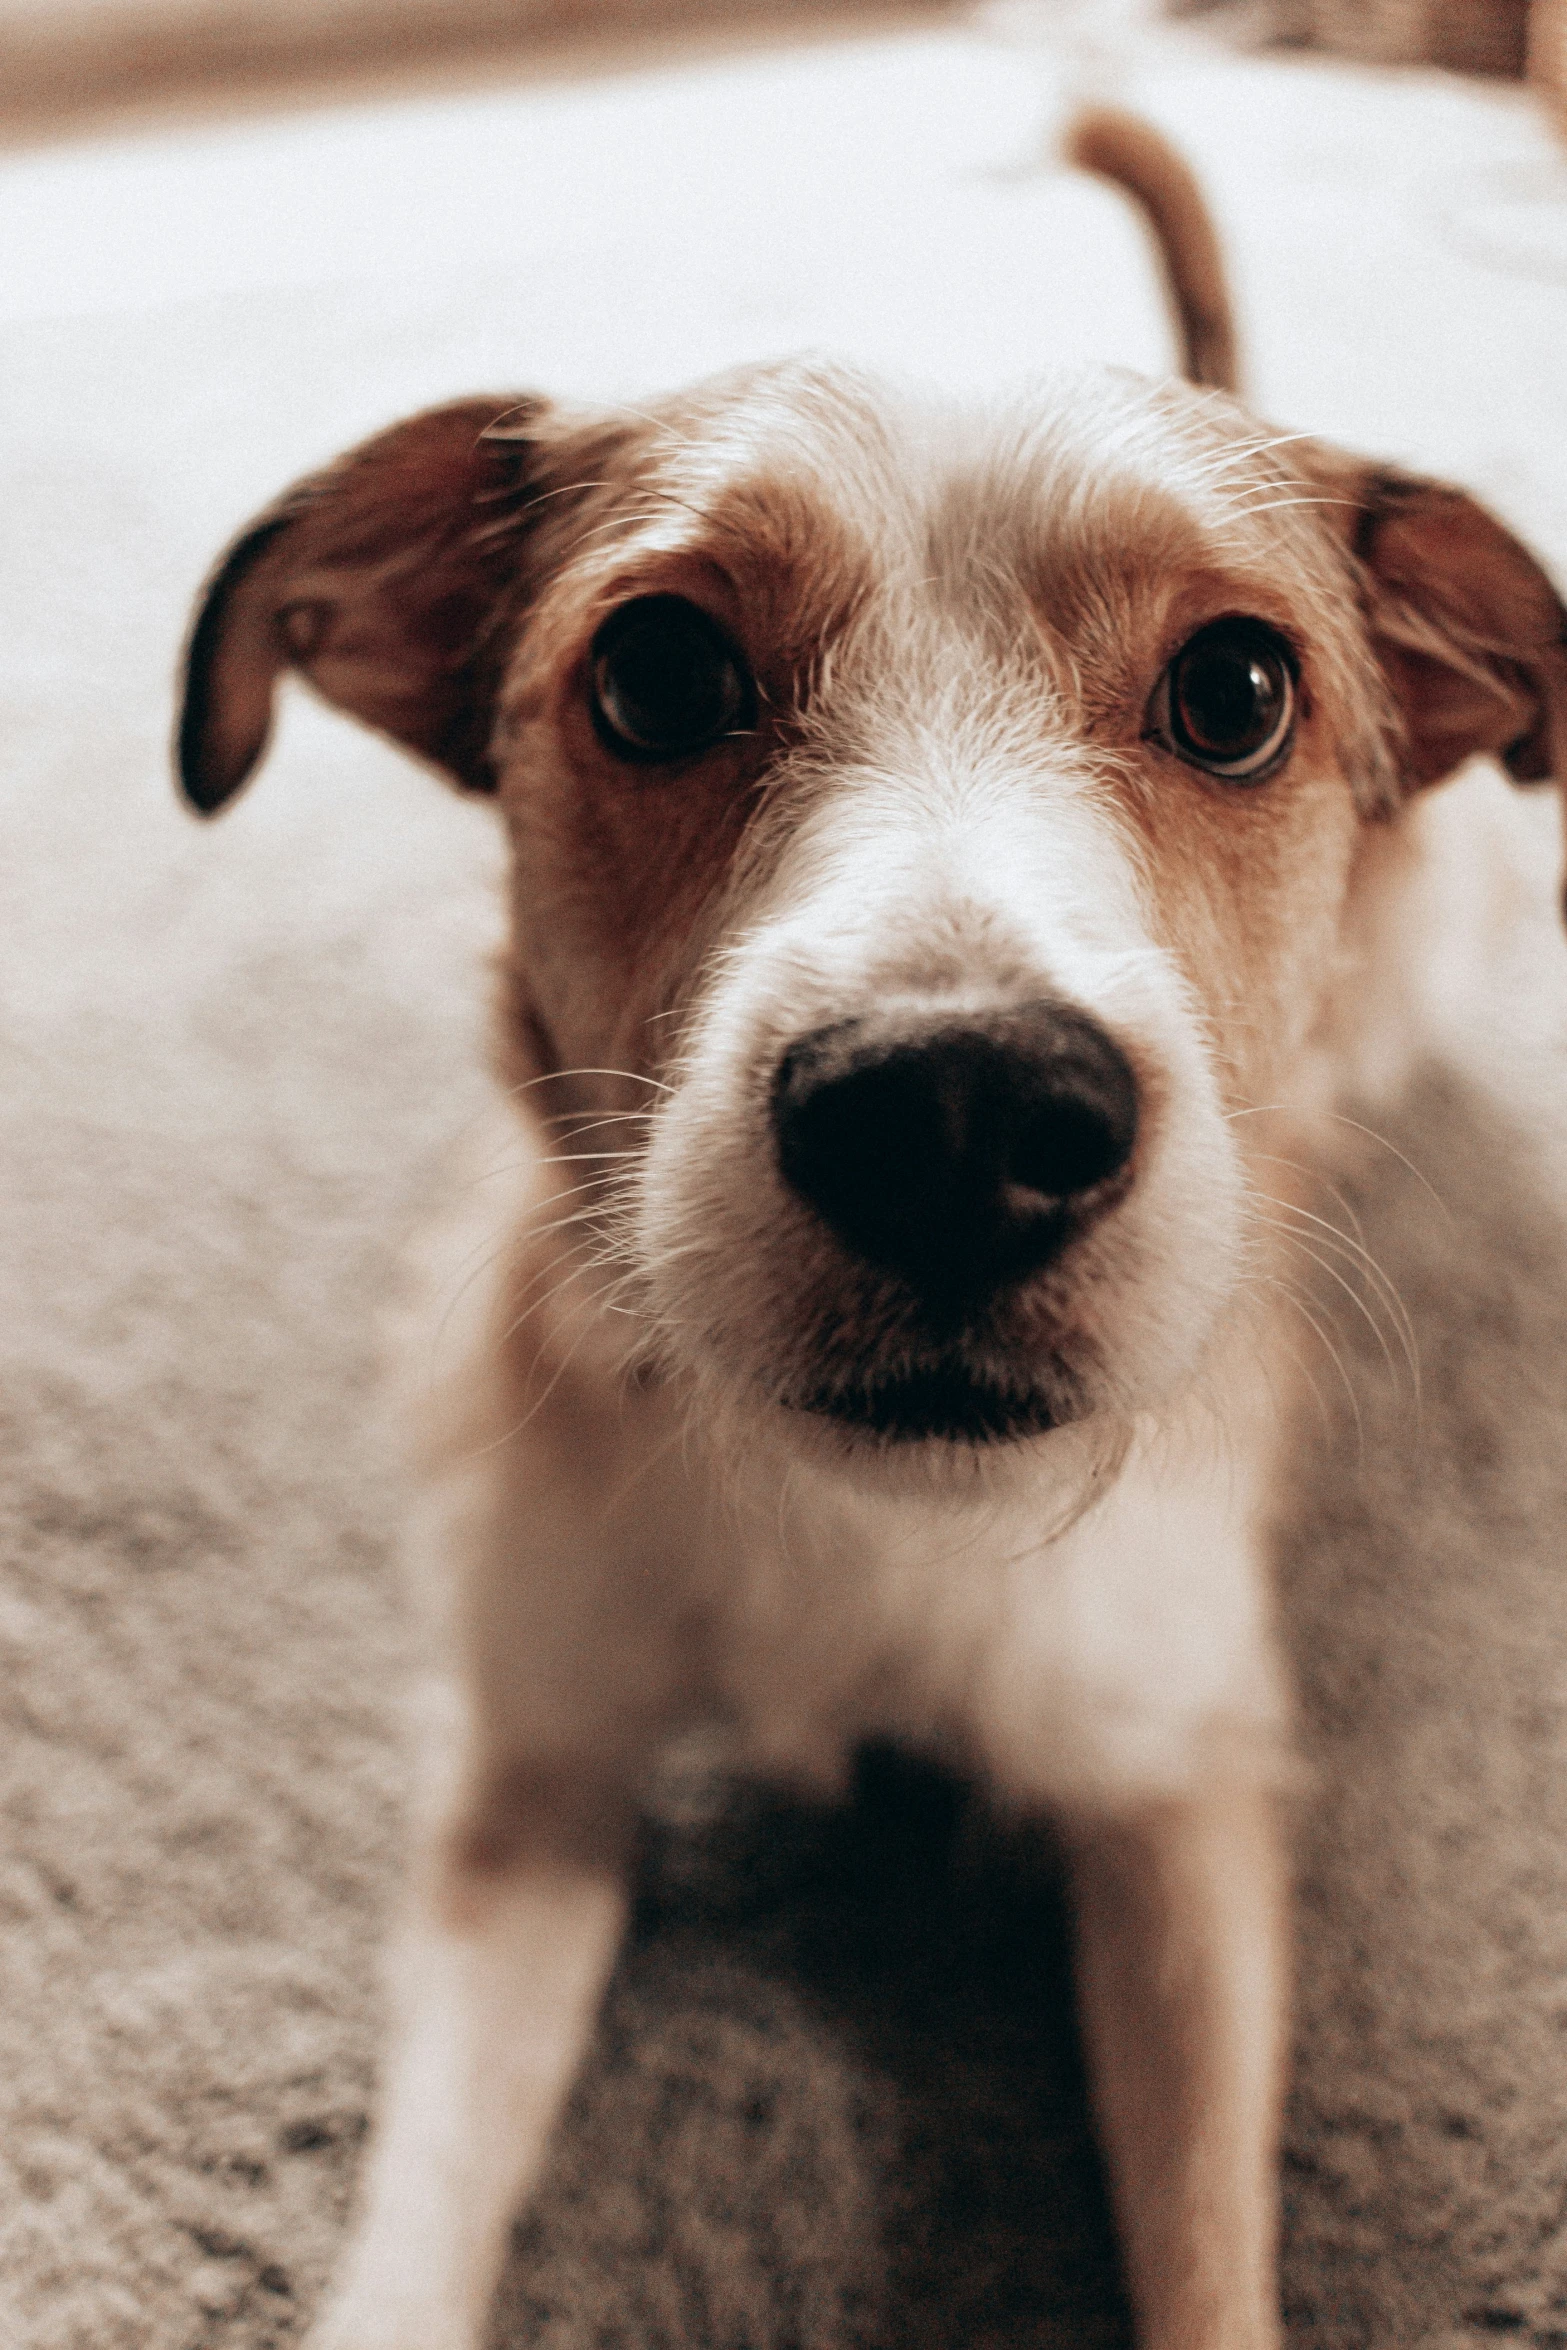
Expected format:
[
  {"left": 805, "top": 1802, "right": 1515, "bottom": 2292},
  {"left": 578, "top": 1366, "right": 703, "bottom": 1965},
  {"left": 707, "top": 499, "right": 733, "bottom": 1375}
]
[{"left": 771, "top": 998, "right": 1139, "bottom": 1319}]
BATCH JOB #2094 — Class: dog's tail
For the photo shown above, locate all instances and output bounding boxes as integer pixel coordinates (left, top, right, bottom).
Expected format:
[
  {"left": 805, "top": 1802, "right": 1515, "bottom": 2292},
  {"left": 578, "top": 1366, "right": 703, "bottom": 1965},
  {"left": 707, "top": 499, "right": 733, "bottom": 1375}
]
[{"left": 1063, "top": 105, "right": 1239, "bottom": 397}]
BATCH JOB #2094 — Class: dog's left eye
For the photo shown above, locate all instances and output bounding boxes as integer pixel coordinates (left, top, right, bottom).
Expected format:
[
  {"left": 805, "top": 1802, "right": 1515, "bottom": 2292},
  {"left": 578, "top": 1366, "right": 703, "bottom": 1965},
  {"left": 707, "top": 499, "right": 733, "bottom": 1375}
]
[
  {"left": 589, "top": 595, "right": 755, "bottom": 764},
  {"left": 1148, "top": 618, "right": 1298, "bottom": 783}
]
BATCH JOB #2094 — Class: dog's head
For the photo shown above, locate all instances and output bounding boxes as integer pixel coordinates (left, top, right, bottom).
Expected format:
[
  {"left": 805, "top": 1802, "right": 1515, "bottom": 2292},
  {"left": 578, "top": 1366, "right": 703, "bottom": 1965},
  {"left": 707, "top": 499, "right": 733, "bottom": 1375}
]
[{"left": 178, "top": 358, "right": 1566, "bottom": 1476}]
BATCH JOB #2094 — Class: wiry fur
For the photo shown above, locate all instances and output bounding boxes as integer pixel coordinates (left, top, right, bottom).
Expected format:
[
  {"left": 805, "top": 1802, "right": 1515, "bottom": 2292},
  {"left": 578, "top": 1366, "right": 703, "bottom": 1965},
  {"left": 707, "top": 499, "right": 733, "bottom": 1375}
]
[{"left": 174, "top": 115, "right": 1567, "bottom": 2350}]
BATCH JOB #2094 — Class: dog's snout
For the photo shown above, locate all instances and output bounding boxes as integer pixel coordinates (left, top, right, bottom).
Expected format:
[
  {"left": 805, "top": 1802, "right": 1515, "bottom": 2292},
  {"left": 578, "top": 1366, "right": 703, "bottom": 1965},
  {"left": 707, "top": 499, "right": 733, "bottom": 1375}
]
[{"left": 771, "top": 1001, "right": 1139, "bottom": 1308}]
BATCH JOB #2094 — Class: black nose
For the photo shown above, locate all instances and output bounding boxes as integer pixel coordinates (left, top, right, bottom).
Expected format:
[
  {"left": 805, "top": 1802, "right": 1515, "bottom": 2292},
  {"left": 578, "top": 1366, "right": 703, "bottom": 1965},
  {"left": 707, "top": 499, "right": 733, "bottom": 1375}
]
[{"left": 772, "top": 1000, "right": 1139, "bottom": 1311}]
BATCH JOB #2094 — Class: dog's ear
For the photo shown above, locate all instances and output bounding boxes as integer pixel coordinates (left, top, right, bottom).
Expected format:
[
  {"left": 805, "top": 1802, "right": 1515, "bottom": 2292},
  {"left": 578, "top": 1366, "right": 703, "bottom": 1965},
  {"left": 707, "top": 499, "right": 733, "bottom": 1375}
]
[
  {"left": 177, "top": 395, "right": 568, "bottom": 814},
  {"left": 1311, "top": 452, "right": 1567, "bottom": 797}
]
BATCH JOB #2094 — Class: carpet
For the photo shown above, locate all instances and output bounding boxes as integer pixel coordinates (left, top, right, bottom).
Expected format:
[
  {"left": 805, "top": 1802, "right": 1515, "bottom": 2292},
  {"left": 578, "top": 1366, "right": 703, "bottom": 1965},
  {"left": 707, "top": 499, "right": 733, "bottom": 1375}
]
[{"left": 4, "top": 22, "right": 1567, "bottom": 2347}]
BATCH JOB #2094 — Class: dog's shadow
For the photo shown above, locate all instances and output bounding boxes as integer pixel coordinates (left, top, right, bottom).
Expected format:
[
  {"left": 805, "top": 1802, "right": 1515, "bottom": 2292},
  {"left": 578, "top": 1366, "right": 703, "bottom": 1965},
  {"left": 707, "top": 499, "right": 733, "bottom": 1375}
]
[
  {"left": 496, "top": 1745, "right": 1127, "bottom": 2350},
  {"left": 489, "top": 1065, "right": 1567, "bottom": 2350}
]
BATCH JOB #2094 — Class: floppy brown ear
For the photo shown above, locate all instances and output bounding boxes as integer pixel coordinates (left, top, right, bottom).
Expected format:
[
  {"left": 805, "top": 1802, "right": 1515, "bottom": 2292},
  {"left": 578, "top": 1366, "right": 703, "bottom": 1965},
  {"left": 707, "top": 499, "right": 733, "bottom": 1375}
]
[
  {"left": 1314, "top": 453, "right": 1567, "bottom": 796},
  {"left": 176, "top": 395, "right": 553, "bottom": 813}
]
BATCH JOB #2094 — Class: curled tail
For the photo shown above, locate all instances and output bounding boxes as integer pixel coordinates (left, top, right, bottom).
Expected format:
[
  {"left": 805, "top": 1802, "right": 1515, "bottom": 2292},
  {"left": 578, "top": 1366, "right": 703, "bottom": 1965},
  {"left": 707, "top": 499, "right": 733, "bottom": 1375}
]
[{"left": 1063, "top": 105, "right": 1240, "bottom": 396}]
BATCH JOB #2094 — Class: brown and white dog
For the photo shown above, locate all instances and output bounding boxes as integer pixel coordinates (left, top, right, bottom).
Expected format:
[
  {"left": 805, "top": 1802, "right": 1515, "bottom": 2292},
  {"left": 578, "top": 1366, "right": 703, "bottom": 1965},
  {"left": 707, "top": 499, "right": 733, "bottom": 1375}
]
[{"left": 177, "top": 110, "right": 1567, "bottom": 2350}]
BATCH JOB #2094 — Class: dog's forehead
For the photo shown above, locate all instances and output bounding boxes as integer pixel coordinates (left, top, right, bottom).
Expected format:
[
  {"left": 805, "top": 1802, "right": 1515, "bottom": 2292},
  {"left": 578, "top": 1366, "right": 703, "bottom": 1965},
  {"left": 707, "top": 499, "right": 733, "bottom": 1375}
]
[{"left": 620, "top": 360, "right": 1332, "bottom": 617}]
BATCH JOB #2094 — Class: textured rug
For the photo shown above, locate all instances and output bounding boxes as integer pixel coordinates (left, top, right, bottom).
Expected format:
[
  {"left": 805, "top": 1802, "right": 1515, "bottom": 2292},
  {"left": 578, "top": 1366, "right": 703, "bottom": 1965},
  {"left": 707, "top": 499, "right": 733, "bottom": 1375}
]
[{"left": 4, "top": 24, "right": 1567, "bottom": 2350}]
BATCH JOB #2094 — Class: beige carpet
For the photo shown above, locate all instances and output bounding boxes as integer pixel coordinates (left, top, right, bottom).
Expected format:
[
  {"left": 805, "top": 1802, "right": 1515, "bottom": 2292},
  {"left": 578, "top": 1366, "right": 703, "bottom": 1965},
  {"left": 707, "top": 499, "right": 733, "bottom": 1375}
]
[{"left": 5, "top": 21, "right": 1567, "bottom": 2348}]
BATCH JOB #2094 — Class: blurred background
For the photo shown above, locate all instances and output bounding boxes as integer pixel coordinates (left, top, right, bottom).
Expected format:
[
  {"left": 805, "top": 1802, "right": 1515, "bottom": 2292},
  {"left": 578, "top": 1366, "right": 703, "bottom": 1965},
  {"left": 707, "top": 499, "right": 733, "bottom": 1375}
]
[
  {"left": 7, "top": 5, "right": 1567, "bottom": 2350},
  {"left": 0, "top": 0, "right": 1557, "bottom": 121}
]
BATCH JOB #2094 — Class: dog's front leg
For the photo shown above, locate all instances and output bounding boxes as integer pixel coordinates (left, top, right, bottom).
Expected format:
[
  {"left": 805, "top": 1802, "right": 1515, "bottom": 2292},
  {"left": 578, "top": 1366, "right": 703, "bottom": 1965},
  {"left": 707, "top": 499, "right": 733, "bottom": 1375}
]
[
  {"left": 310, "top": 1768, "right": 631, "bottom": 2350},
  {"left": 309, "top": 1231, "right": 685, "bottom": 2350},
  {"left": 1066, "top": 1786, "right": 1288, "bottom": 2350}
]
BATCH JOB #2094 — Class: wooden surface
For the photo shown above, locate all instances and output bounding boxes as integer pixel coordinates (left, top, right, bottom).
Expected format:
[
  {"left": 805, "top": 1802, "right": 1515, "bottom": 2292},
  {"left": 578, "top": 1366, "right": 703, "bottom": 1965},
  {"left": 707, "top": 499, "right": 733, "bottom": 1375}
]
[
  {"left": 0, "top": 0, "right": 955, "bottom": 132},
  {"left": 1534, "top": 0, "right": 1567, "bottom": 121},
  {"left": 1306, "top": 0, "right": 1529, "bottom": 73}
]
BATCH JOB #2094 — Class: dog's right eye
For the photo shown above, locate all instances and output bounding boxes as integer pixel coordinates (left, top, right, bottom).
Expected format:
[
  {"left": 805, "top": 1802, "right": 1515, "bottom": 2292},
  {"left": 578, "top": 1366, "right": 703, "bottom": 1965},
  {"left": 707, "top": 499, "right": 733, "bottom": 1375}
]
[{"left": 588, "top": 595, "right": 755, "bottom": 765}]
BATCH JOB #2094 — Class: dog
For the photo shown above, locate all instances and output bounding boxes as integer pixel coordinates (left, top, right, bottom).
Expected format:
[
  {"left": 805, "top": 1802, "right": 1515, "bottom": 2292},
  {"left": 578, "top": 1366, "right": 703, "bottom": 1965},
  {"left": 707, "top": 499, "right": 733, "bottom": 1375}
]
[{"left": 175, "top": 106, "right": 1567, "bottom": 2350}]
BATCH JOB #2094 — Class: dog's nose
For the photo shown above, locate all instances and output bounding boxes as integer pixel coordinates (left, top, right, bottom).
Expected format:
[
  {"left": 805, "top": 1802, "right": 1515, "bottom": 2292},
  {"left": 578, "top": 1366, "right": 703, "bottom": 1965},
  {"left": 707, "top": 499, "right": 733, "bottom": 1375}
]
[{"left": 772, "top": 1001, "right": 1138, "bottom": 1309}]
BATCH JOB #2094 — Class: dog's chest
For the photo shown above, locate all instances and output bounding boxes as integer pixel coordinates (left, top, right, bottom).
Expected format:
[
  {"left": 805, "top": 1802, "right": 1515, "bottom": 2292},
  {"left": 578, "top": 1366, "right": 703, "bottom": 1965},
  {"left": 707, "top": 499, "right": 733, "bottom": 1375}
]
[{"left": 678, "top": 1430, "right": 1288, "bottom": 1812}]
